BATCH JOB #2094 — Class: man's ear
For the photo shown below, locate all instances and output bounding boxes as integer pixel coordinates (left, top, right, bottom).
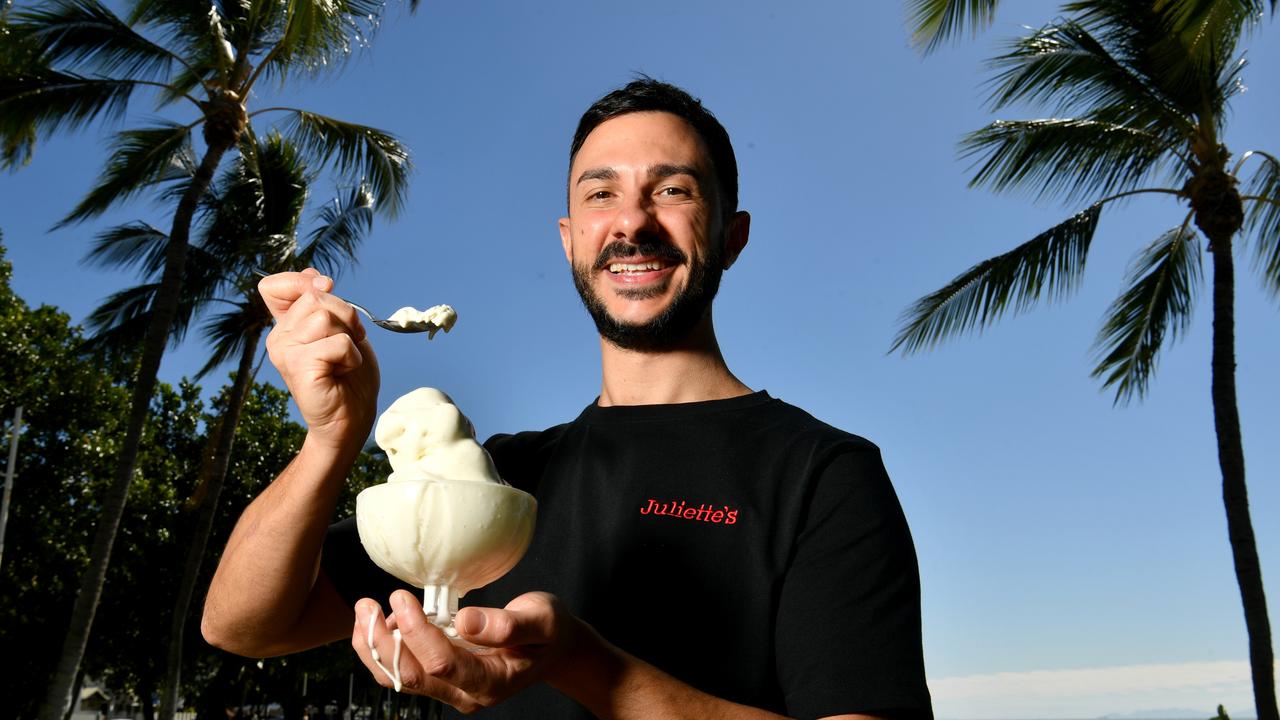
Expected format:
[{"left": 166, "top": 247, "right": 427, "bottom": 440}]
[
  {"left": 558, "top": 217, "right": 573, "bottom": 264},
  {"left": 722, "top": 211, "right": 750, "bottom": 270}
]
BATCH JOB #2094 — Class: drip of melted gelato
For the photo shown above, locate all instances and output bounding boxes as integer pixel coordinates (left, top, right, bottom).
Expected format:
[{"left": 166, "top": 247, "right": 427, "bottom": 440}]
[{"left": 355, "top": 388, "right": 536, "bottom": 663}]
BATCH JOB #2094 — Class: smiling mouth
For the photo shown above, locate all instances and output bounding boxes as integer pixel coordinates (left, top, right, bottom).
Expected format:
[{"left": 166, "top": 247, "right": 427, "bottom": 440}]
[{"left": 608, "top": 260, "right": 668, "bottom": 274}]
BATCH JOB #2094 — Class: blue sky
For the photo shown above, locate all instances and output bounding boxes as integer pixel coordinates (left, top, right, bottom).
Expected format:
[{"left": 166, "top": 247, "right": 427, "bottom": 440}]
[{"left": 1, "top": 2, "right": 1277, "bottom": 717}]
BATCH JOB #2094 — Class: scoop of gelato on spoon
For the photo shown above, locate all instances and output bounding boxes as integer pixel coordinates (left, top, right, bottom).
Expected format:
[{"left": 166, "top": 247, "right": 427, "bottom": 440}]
[{"left": 384, "top": 305, "right": 457, "bottom": 338}]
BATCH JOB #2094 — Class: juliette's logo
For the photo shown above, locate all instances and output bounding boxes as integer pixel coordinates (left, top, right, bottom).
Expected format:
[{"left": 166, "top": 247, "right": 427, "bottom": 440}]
[{"left": 639, "top": 498, "right": 739, "bottom": 525}]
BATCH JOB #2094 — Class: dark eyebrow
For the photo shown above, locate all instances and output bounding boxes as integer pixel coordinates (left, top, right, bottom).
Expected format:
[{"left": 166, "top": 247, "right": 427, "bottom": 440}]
[
  {"left": 575, "top": 164, "right": 703, "bottom": 186},
  {"left": 649, "top": 163, "right": 701, "bottom": 182},
  {"left": 576, "top": 167, "right": 617, "bottom": 185}
]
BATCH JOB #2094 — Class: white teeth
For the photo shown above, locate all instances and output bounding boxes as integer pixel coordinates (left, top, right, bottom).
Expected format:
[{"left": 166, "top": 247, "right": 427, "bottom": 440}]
[{"left": 608, "top": 261, "right": 664, "bottom": 273}]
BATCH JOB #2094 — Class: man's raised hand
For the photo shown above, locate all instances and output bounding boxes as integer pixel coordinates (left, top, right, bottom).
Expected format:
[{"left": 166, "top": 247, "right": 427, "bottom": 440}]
[{"left": 260, "top": 268, "right": 380, "bottom": 452}]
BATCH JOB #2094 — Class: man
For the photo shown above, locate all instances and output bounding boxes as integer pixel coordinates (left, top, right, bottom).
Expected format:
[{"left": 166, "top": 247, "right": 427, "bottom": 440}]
[{"left": 202, "top": 79, "right": 932, "bottom": 719}]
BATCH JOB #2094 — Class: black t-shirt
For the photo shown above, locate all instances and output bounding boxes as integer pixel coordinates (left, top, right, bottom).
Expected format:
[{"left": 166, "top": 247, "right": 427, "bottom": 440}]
[{"left": 323, "top": 391, "right": 932, "bottom": 719}]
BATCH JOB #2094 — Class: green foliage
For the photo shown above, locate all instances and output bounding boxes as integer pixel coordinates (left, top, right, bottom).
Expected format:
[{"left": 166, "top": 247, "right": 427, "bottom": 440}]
[
  {"left": 904, "top": 0, "right": 1277, "bottom": 54},
  {"left": 1091, "top": 221, "right": 1202, "bottom": 402},
  {"left": 85, "top": 132, "right": 376, "bottom": 379},
  {"left": 892, "top": 204, "right": 1100, "bottom": 354},
  {"left": 963, "top": 117, "right": 1176, "bottom": 204},
  {"left": 0, "top": 235, "right": 188, "bottom": 717},
  {"left": 906, "top": 0, "right": 1000, "bottom": 53},
  {"left": 1, "top": 0, "right": 413, "bottom": 218},
  {"left": 58, "top": 122, "right": 195, "bottom": 226},
  {"left": 0, "top": 234, "right": 389, "bottom": 715},
  {"left": 1243, "top": 152, "right": 1280, "bottom": 296},
  {"left": 283, "top": 110, "right": 410, "bottom": 218},
  {"left": 895, "top": 0, "right": 1279, "bottom": 404},
  {"left": 86, "top": 379, "right": 206, "bottom": 709}
]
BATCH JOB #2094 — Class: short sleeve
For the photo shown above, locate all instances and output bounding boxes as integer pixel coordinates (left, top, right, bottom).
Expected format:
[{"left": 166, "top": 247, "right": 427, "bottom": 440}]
[
  {"left": 321, "top": 517, "right": 415, "bottom": 615},
  {"left": 775, "top": 448, "right": 933, "bottom": 720}
]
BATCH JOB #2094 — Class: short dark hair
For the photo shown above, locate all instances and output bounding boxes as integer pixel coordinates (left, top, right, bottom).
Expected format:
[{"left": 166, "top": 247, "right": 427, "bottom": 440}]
[{"left": 569, "top": 78, "right": 739, "bottom": 217}]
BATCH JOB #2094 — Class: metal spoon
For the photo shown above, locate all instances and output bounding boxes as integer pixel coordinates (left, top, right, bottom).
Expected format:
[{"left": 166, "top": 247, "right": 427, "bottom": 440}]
[{"left": 253, "top": 270, "right": 452, "bottom": 336}]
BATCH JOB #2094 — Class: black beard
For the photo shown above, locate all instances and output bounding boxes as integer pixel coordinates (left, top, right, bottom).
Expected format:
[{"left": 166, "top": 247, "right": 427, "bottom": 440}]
[{"left": 571, "top": 239, "right": 724, "bottom": 352}]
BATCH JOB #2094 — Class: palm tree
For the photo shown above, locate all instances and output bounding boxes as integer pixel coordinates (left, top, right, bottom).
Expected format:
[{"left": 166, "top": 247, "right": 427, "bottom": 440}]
[
  {"left": 892, "top": 3, "right": 1279, "bottom": 718},
  {"left": 85, "top": 132, "right": 376, "bottom": 720},
  {"left": 904, "top": 0, "right": 1276, "bottom": 52},
  {"left": 0, "top": 2, "right": 410, "bottom": 717}
]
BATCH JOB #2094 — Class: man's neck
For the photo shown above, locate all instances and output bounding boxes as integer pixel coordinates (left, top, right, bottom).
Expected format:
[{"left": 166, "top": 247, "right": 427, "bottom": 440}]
[{"left": 596, "top": 319, "right": 753, "bottom": 407}]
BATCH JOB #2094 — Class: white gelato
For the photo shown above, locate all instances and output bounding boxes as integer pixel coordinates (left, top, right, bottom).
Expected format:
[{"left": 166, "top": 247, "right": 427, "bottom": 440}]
[
  {"left": 385, "top": 305, "right": 457, "bottom": 338},
  {"left": 355, "top": 388, "right": 536, "bottom": 642}
]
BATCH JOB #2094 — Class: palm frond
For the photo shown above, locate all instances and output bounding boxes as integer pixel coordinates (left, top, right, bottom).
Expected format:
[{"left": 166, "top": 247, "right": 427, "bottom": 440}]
[
  {"left": 299, "top": 183, "right": 374, "bottom": 277},
  {"left": 892, "top": 204, "right": 1102, "bottom": 354},
  {"left": 0, "top": 23, "right": 43, "bottom": 167},
  {"left": 282, "top": 110, "right": 409, "bottom": 217},
  {"left": 1243, "top": 152, "right": 1280, "bottom": 296},
  {"left": 153, "top": 141, "right": 200, "bottom": 206},
  {"left": 254, "top": 134, "right": 311, "bottom": 241},
  {"left": 1061, "top": 0, "right": 1242, "bottom": 118},
  {"left": 83, "top": 221, "right": 169, "bottom": 274},
  {"left": 156, "top": 62, "right": 209, "bottom": 109},
  {"left": 1091, "top": 222, "right": 1201, "bottom": 403},
  {"left": 267, "top": 0, "right": 384, "bottom": 78},
  {"left": 84, "top": 242, "right": 226, "bottom": 354},
  {"left": 962, "top": 117, "right": 1175, "bottom": 204},
  {"left": 199, "top": 132, "right": 309, "bottom": 269},
  {"left": 16, "top": 0, "right": 178, "bottom": 81},
  {"left": 1152, "top": 0, "right": 1266, "bottom": 61},
  {"left": 985, "top": 17, "right": 1196, "bottom": 135},
  {"left": 906, "top": 0, "right": 999, "bottom": 53},
  {"left": 127, "top": 0, "right": 211, "bottom": 36},
  {"left": 58, "top": 121, "right": 194, "bottom": 226},
  {"left": 0, "top": 71, "right": 138, "bottom": 168},
  {"left": 83, "top": 281, "right": 200, "bottom": 352},
  {"left": 196, "top": 297, "right": 271, "bottom": 378}
]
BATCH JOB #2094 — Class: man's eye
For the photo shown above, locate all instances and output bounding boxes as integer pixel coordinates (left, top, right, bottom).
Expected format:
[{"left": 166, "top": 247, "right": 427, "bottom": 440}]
[
  {"left": 659, "top": 186, "right": 688, "bottom": 197},
  {"left": 589, "top": 190, "right": 612, "bottom": 201}
]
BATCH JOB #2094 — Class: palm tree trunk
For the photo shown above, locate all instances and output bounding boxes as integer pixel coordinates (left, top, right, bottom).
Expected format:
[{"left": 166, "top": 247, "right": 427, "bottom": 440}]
[
  {"left": 158, "top": 329, "right": 263, "bottom": 720},
  {"left": 40, "top": 139, "right": 237, "bottom": 720},
  {"left": 1209, "top": 234, "right": 1278, "bottom": 720}
]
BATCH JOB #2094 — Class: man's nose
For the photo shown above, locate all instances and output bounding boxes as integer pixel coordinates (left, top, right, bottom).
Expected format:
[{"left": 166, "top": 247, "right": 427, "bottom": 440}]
[{"left": 610, "top": 194, "right": 659, "bottom": 241}]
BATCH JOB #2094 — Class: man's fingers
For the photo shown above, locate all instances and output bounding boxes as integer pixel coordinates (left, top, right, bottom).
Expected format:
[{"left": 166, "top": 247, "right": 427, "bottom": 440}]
[
  {"left": 302, "top": 333, "right": 365, "bottom": 377},
  {"left": 390, "top": 590, "right": 525, "bottom": 700},
  {"left": 259, "top": 270, "right": 332, "bottom": 321},
  {"left": 353, "top": 600, "right": 472, "bottom": 704},
  {"left": 351, "top": 600, "right": 396, "bottom": 688},
  {"left": 381, "top": 592, "right": 487, "bottom": 708},
  {"left": 457, "top": 592, "right": 558, "bottom": 649},
  {"left": 281, "top": 289, "right": 366, "bottom": 345}
]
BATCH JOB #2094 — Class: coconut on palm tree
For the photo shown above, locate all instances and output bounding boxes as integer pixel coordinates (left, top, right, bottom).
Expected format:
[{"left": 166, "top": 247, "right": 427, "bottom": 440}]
[
  {"left": 84, "top": 132, "right": 376, "bottom": 720},
  {"left": 892, "top": 3, "right": 1278, "bottom": 718},
  {"left": 0, "top": 1, "right": 411, "bottom": 717}
]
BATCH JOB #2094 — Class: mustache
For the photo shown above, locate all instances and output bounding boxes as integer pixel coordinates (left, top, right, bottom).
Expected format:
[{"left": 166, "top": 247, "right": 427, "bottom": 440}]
[{"left": 592, "top": 240, "right": 687, "bottom": 272}]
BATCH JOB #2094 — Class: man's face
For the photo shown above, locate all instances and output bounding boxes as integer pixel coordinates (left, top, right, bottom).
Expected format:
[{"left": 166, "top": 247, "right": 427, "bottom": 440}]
[{"left": 559, "top": 111, "right": 747, "bottom": 351}]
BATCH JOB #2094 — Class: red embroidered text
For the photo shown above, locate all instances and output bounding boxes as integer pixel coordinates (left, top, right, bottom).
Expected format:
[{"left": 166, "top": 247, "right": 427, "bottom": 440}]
[{"left": 639, "top": 498, "right": 739, "bottom": 525}]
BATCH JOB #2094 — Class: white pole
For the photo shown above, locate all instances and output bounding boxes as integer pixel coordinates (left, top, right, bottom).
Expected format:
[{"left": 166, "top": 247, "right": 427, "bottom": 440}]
[{"left": 0, "top": 405, "right": 23, "bottom": 573}]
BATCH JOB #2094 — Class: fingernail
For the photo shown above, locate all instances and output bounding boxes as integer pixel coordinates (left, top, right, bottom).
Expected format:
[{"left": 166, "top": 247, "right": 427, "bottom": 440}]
[
  {"left": 391, "top": 592, "right": 407, "bottom": 614},
  {"left": 311, "top": 276, "right": 330, "bottom": 290},
  {"left": 459, "top": 609, "right": 486, "bottom": 636}
]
